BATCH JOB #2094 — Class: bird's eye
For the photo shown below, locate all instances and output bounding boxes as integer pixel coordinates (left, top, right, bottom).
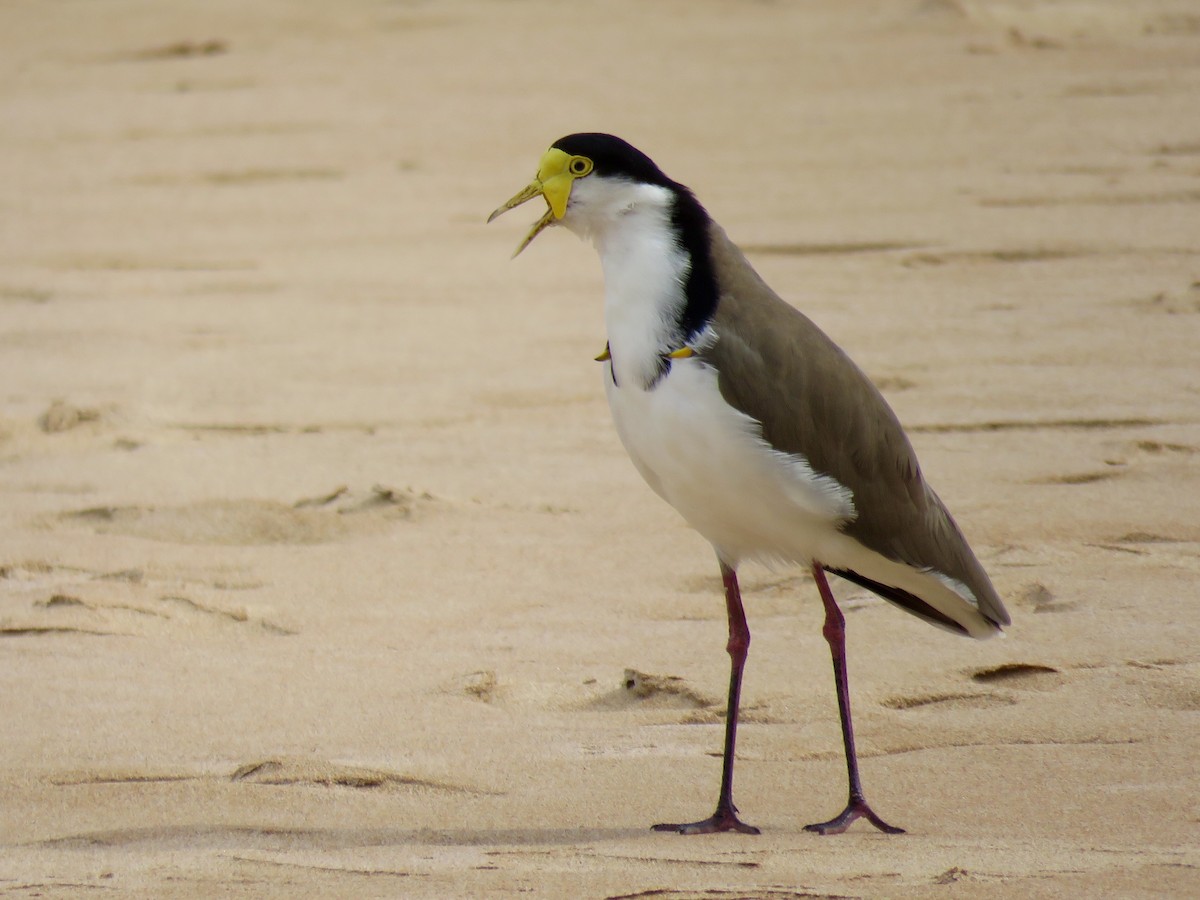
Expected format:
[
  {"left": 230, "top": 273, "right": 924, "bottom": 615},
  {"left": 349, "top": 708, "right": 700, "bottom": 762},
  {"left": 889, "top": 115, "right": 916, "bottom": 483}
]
[{"left": 568, "top": 156, "right": 593, "bottom": 177}]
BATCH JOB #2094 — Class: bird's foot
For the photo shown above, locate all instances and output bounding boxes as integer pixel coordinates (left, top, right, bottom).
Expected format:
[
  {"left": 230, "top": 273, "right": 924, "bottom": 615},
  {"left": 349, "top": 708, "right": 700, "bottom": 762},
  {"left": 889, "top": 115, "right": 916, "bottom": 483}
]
[
  {"left": 652, "top": 805, "right": 760, "bottom": 835},
  {"left": 804, "top": 798, "right": 904, "bottom": 835}
]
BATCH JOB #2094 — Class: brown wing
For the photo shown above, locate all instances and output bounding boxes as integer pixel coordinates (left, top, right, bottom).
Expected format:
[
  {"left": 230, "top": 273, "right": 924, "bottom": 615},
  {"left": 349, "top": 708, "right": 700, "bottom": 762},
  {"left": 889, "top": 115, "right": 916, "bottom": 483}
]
[{"left": 701, "top": 225, "right": 1009, "bottom": 630}]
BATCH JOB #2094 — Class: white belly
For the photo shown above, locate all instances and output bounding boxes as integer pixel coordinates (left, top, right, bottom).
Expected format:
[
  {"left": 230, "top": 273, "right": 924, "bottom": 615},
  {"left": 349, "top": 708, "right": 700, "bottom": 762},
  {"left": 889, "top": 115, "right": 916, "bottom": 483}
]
[{"left": 604, "top": 357, "right": 856, "bottom": 567}]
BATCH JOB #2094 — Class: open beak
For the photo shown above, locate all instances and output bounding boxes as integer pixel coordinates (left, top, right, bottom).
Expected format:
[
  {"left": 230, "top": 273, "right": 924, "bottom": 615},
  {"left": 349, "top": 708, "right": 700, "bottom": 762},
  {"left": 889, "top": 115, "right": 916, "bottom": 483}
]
[
  {"left": 487, "top": 148, "right": 577, "bottom": 257},
  {"left": 487, "top": 183, "right": 557, "bottom": 258}
]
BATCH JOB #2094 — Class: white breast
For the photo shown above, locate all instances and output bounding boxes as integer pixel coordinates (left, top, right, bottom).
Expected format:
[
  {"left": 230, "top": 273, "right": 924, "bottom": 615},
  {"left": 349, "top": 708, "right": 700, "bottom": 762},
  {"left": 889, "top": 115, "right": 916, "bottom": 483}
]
[{"left": 603, "top": 355, "right": 856, "bottom": 567}]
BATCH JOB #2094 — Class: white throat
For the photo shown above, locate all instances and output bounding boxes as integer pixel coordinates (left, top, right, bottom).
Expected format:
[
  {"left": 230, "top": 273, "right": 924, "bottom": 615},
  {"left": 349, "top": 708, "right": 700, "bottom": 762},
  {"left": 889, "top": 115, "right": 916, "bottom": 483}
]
[{"left": 560, "top": 177, "right": 690, "bottom": 389}]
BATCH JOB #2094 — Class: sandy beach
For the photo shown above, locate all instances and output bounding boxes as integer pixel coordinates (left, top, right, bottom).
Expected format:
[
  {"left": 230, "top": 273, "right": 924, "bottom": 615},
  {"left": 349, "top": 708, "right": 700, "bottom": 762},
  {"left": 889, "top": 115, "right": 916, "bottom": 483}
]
[{"left": 2, "top": 1, "right": 1198, "bottom": 896}]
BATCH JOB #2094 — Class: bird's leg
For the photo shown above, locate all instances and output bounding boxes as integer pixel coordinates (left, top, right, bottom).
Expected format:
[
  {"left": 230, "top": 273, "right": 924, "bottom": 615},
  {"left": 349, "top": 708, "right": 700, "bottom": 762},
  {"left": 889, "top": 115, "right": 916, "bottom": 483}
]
[
  {"left": 652, "top": 561, "right": 760, "bottom": 835},
  {"left": 804, "top": 565, "right": 905, "bottom": 836}
]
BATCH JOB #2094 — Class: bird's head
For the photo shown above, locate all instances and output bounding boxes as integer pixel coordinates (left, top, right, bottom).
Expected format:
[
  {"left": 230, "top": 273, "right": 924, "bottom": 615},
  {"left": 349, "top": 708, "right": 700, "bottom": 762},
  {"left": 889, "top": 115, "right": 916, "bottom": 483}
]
[{"left": 488, "top": 133, "right": 675, "bottom": 256}]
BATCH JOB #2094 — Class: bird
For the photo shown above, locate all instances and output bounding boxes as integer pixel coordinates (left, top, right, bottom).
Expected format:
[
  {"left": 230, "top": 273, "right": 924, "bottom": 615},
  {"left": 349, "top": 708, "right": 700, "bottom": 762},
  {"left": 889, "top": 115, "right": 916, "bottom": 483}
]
[{"left": 488, "top": 133, "right": 1010, "bottom": 836}]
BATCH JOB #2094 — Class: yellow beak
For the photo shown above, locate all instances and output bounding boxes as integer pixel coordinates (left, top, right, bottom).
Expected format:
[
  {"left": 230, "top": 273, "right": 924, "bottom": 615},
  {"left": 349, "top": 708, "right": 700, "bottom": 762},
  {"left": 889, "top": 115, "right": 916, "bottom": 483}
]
[{"left": 487, "top": 148, "right": 579, "bottom": 257}]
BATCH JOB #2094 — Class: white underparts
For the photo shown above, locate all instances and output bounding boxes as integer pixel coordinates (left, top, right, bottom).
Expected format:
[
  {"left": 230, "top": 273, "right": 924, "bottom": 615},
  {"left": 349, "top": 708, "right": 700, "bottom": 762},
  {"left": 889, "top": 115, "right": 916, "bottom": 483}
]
[{"left": 605, "top": 356, "right": 858, "bottom": 565}]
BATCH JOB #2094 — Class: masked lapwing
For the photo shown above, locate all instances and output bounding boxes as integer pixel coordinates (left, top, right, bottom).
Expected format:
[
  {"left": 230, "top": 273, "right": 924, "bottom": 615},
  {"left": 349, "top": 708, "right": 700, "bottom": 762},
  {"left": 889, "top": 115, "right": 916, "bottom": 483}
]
[{"left": 489, "top": 133, "right": 1010, "bottom": 836}]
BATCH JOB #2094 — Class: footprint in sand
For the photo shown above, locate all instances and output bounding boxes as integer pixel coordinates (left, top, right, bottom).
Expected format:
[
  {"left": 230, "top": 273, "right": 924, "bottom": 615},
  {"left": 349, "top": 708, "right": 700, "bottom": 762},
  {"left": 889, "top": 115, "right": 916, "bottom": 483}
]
[
  {"left": 882, "top": 691, "right": 1017, "bottom": 712},
  {"left": 1122, "top": 660, "right": 1200, "bottom": 712},
  {"left": 971, "top": 662, "right": 1064, "bottom": 691},
  {"left": 53, "top": 485, "right": 432, "bottom": 546},
  {"left": 1029, "top": 468, "right": 1125, "bottom": 486},
  {"left": 229, "top": 758, "right": 479, "bottom": 793},
  {"left": 449, "top": 667, "right": 749, "bottom": 725},
  {"left": 38, "top": 400, "right": 104, "bottom": 434},
  {"left": 1014, "top": 582, "right": 1076, "bottom": 614},
  {"left": 602, "top": 669, "right": 716, "bottom": 711},
  {"left": 883, "top": 663, "right": 1063, "bottom": 711},
  {"left": 1128, "top": 281, "right": 1200, "bottom": 315},
  {"left": 585, "top": 669, "right": 786, "bottom": 724},
  {"left": 0, "top": 560, "right": 290, "bottom": 637},
  {"left": 1053, "top": 439, "right": 1200, "bottom": 509}
]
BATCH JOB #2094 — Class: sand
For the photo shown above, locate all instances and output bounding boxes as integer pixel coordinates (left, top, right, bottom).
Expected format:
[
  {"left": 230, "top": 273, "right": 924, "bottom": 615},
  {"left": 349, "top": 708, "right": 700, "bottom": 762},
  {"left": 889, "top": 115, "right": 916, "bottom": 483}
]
[{"left": 2, "top": 0, "right": 1198, "bottom": 896}]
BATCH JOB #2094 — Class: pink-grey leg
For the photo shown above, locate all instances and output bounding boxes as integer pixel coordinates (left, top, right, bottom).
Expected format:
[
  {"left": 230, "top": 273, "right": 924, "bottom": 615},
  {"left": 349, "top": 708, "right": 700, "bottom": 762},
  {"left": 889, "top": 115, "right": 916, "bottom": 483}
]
[
  {"left": 804, "top": 564, "right": 904, "bottom": 835},
  {"left": 652, "top": 561, "right": 760, "bottom": 835}
]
